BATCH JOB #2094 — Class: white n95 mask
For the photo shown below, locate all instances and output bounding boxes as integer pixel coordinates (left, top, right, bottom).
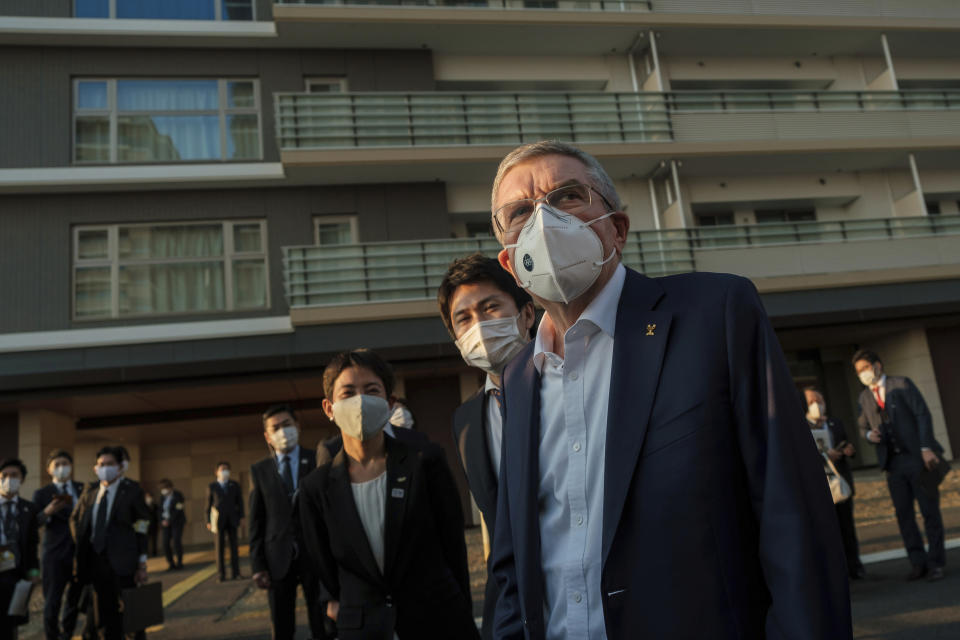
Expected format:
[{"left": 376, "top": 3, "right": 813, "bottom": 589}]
[
  {"left": 270, "top": 426, "right": 299, "bottom": 451},
  {"left": 858, "top": 368, "right": 878, "bottom": 387},
  {"left": 455, "top": 314, "right": 528, "bottom": 375},
  {"left": 506, "top": 203, "right": 616, "bottom": 304},
  {"left": 333, "top": 395, "right": 392, "bottom": 442}
]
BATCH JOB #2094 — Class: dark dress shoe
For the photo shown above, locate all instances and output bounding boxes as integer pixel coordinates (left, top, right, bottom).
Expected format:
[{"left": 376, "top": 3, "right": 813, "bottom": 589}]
[
  {"left": 927, "top": 567, "right": 945, "bottom": 582},
  {"left": 907, "top": 565, "right": 928, "bottom": 581},
  {"left": 850, "top": 567, "right": 866, "bottom": 580},
  {"left": 167, "top": 564, "right": 177, "bottom": 572},
  {"left": 217, "top": 576, "right": 226, "bottom": 583}
]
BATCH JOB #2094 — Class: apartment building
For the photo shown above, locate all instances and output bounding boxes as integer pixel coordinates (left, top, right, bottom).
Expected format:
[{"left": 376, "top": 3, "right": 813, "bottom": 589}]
[{"left": 2, "top": 1, "right": 959, "bottom": 545}]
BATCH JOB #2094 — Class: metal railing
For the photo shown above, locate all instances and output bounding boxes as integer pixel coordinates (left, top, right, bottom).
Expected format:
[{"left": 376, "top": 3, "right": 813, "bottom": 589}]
[
  {"left": 275, "top": 90, "right": 960, "bottom": 150},
  {"left": 283, "top": 214, "right": 960, "bottom": 308},
  {"left": 274, "top": 0, "right": 960, "bottom": 19}
]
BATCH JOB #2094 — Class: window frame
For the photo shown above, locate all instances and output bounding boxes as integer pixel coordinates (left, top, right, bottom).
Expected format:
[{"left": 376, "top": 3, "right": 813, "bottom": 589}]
[
  {"left": 74, "top": 0, "right": 256, "bottom": 20},
  {"left": 304, "top": 77, "right": 348, "bottom": 94},
  {"left": 313, "top": 215, "right": 358, "bottom": 246},
  {"left": 72, "top": 77, "right": 263, "bottom": 164},
  {"left": 72, "top": 219, "right": 270, "bottom": 321}
]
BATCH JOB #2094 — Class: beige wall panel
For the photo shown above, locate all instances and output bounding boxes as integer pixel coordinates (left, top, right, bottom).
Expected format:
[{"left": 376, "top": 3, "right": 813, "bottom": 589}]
[
  {"left": 866, "top": 68, "right": 897, "bottom": 91},
  {"left": 434, "top": 54, "right": 611, "bottom": 84},
  {"left": 142, "top": 442, "right": 189, "bottom": 461},
  {"left": 895, "top": 58, "right": 960, "bottom": 81},
  {"left": 864, "top": 329, "right": 952, "bottom": 459},
  {"left": 686, "top": 172, "right": 861, "bottom": 204},
  {"left": 831, "top": 56, "right": 873, "bottom": 91},
  {"left": 662, "top": 56, "right": 837, "bottom": 84},
  {"left": 141, "top": 456, "right": 191, "bottom": 483},
  {"left": 190, "top": 436, "right": 241, "bottom": 455},
  {"left": 17, "top": 409, "right": 77, "bottom": 496},
  {"left": 916, "top": 169, "right": 960, "bottom": 195},
  {"left": 893, "top": 190, "right": 926, "bottom": 218},
  {"left": 447, "top": 183, "right": 491, "bottom": 214},
  {"left": 845, "top": 172, "right": 897, "bottom": 220}
]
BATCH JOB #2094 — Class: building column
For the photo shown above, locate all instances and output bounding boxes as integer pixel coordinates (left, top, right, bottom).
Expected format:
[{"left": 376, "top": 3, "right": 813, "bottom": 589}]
[{"left": 18, "top": 409, "right": 77, "bottom": 497}]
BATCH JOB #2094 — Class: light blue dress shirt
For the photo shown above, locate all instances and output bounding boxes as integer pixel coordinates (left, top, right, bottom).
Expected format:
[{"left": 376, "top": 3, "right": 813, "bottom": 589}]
[{"left": 533, "top": 264, "right": 625, "bottom": 640}]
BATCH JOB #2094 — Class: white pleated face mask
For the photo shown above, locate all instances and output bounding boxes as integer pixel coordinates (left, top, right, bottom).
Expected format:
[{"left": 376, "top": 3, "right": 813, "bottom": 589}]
[
  {"left": 455, "top": 314, "right": 528, "bottom": 375},
  {"left": 332, "top": 394, "right": 392, "bottom": 442},
  {"left": 506, "top": 202, "right": 616, "bottom": 304}
]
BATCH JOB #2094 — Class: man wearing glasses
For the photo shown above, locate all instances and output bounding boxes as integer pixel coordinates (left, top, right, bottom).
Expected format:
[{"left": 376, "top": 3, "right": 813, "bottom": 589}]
[{"left": 488, "top": 141, "right": 851, "bottom": 639}]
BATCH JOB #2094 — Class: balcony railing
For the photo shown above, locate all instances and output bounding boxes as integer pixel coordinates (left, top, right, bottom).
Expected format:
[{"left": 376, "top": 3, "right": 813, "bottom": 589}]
[
  {"left": 275, "top": 90, "right": 960, "bottom": 151},
  {"left": 274, "top": 0, "right": 960, "bottom": 19},
  {"left": 283, "top": 214, "right": 960, "bottom": 309}
]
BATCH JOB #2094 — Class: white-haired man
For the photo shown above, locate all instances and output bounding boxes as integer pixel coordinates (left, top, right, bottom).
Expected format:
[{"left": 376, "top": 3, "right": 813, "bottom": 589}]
[{"left": 489, "top": 140, "right": 852, "bottom": 640}]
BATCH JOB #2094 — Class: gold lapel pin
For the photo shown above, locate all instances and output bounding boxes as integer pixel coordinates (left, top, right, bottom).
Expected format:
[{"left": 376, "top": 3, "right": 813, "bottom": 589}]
[
  {"left": 397, "top": 476, "right": 407, "bottom": 483},
  {"left": 646, "top": 323, "right": 656, "bottom": 336}
]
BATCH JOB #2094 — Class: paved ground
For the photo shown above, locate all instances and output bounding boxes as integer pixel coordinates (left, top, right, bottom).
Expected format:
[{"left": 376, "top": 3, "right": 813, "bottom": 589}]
[{"left": 17, "top": 469, "right": 960, "bottom": 639}]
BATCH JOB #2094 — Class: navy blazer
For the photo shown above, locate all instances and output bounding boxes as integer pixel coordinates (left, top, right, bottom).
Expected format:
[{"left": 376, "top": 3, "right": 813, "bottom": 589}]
[
  {"left": 491, "top": 268, "right": 851, "bottom": 640},
  {"left": 856, "top": 375, "right": 943, "bottom": 471},
  {"left": 33, "top": 481, "right": 84, "bottom": 561},
  {"left": 452, "top": 389, "right": 499, "bottom": 640},
  {"left": 206, "top": 480, "right": 244, "bottom": 529}
]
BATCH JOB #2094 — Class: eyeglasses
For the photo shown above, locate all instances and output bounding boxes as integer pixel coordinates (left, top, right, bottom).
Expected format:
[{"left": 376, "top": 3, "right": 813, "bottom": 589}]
[{"left": 493, "top": 183, "right": 615, "bottom": 240}]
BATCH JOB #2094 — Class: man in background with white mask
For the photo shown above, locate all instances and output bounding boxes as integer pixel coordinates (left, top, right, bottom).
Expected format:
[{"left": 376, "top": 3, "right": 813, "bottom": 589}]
[
  {"left": 70, "top": 446, "right": 150, "bottom": 640},
  {"left": 206, "top": 461, "right": 244, "bottom": 582},
  {"left": 249, "top": 404, "right": 330, "bottom": 640},
  {"left": 804, "top": 388, "right": 865, "bottom": 581},
  {"left": 0, "top": 457, "right": 41, "bottom": 639},
  {"left": 853, "top": 348, "right": 947, "bottom": 582},
  {"left": 158, "top": 478, "right": 186, "bottom": 571},
  {"left": 437, "top": 252, "right": 534, "bottom": 640},
  {"left": 33, "top": 450, "right": 85, "bottom": 640},
  {"left": 489, "top": 141, "right": 851, "bottom": 639}
]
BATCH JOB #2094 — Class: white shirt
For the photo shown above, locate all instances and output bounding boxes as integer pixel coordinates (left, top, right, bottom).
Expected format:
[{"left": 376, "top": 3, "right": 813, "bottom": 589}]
[
  {"left": 91, "top": 480, "right": 121, "bottom": 539},
  {"left": 485, "top": 374, "right": 504, "bottom": 474},
  {"left": 533, "top": 263, "right": 624, "bottom": 640},
  {"left": 0, "top": 495, "right": 18, "bottom": 545},
  {"left": 351, "top": 472, "right": 387, "bottom": 573},
  {"left": 870, "top": 374, "right": 888, "bottom": 405},
  {"left": 276, "top": 446, "right": 300, "bottom": 491},
  {"left": 54, "top": 481, "right": 77, "bottom": 502}
]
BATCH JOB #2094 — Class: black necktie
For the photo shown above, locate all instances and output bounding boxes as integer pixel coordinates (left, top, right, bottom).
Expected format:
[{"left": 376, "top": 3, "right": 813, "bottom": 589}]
[
  {"left": 93, "top": 491, "right": 109, "bottom": 553},
  {"left": 2, "top": 502, "right": 17, "bottom": 544},
  {"left": 280, "top": 456, "right": 295, "bottom": 499}
]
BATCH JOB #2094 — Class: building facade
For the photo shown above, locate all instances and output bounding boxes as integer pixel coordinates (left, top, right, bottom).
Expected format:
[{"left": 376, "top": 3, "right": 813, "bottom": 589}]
[{"left": 2, "top": 0, "right": 959, "bottom": 545}]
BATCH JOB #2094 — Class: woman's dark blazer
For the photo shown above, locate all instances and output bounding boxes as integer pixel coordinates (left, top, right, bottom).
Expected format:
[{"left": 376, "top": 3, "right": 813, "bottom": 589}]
[{"left": 299, "top": 433, "right": 480, "bottom": 640}]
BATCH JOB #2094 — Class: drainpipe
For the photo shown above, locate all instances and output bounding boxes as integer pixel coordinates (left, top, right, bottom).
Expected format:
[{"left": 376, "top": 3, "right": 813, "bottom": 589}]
[{"left": 880, "top": 34, "right": 899, "bottom": 90}]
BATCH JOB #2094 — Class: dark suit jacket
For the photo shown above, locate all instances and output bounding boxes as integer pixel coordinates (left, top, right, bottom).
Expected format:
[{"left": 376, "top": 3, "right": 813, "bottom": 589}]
[
  {"left": 299, "top": 435, "right": 478, "bottom": 640},
  {"left": 492, "top": 269, "right": 852, "bottom": 640},
  {"left": 1, "top": 497, "right": 39, "bottom": 579},
  {"left": 71, "top": 478, "right": 149, "bottom": 581},
  {"left": 33, "top": 481, "right": 84, "bottom": 561},
  {"left": 160, "top": 490, "right": 187, "bottom": 528},
  {"left": 206, "top": 480, "right": 244, "bottom": 529},
  {"left": 856, "top": 375, "right": 943, "bottom": 471},
  {"left": 452, "top": 389, "right": 499, "bottom": 640},
  {"left": 249, "top": 444, "right": 315, "bottom": 579}
]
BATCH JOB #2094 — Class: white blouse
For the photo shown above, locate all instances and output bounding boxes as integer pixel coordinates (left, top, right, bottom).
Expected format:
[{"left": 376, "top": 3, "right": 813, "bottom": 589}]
[{"left": 351, "top": 471, "right": 387, "bottom": 574}]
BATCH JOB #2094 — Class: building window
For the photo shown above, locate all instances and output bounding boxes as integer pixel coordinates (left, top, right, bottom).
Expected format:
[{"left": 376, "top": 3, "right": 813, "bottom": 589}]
[
  {"left": 695, "top": 212, "right": 734, "bottom": 226},
  {"left": 305, "top": 78, "right": 347, "bottom": 94},
  {"left": 75, "top": 0, "right": 254, "bottom": 20},
  {"left": 755, "top": 209, "right": 816, "bottom": 224},
  {"left": 314, "top": 216, "right": 358, "bottom": 246},
  {"left": 74, "top": 78, "right": 261, "bottom": 164},
  {"left": 926, "top": 201, "right": 941, "bottom": 215},
  {"left": 466, "top": 221, "right": 494, "bottom": 237},
  {"left": 73, "top": 220, "right": 268, "bottom": 320}
]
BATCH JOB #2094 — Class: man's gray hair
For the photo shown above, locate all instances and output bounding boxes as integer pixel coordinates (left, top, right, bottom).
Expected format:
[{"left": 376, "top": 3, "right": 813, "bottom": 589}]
[{"left": 490, "top": 140, "right": 623, "bottom": 217}]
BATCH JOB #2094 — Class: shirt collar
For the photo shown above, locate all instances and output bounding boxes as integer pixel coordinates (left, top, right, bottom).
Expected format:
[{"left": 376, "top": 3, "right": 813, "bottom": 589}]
[
  {"left": 277, "top": 446, "right": 298, "bottom": 464},
  {"left": 533, "top": 263, "right": 626, "bottom": 373},
  {"left": 484, "top": 374, "right": 500, "bottom": 394},
  {"left": 872, "top": 374, "right": 887, "bottom": 390},
  {"left": 0, "top": 495, "right": 17, "bottom": 506}
]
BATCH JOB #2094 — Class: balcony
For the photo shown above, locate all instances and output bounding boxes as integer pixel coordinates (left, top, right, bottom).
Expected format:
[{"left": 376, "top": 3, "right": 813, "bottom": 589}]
[
  {"left": 276, "top": 89, "right": 960, "bottom": 182},
  {"left": 268, "top": 0, "right": 960, "bottom": 55},
  {"left": 283, "top": 214, "right": 960, "bottom": 324}
]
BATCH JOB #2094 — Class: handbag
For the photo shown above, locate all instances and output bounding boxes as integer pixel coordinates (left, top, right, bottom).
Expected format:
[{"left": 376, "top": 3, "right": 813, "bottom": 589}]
[{"left": 823, "top": 454, "right": 852, "bottom": 504}]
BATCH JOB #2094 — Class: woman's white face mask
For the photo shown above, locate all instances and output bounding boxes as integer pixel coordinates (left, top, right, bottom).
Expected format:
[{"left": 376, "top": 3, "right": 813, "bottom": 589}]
[
  {"left": 455, "top": 313, "right": 529, "bottom": 376},
  {"left": 332, "top": 394, "right": 392, "bottom": 442}
]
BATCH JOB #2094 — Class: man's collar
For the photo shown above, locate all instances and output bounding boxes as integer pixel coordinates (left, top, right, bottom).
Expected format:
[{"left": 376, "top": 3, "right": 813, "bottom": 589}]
[
  {"left": 872, "top": 374, "right": 887, "bottom": 390},
  {"left": 533, "top": 263, "right": 626, "bottom": 373},
  {"left": 484, "top": 374, "right": 500, "bottom": 394},
  {"left": 0, "top": 494, "right": 17, "bottom": 504}
]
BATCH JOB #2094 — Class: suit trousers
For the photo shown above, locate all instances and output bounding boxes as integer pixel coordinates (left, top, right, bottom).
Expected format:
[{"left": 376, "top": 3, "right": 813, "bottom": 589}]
[
  {"left": 42, "top": 552, "right": 82, "bottom": 640},
  {"left": 887, "top": 453, "right": 946, "bottom": 569},
  {"left": 91, "top": 553, "right": 145, "bottom": 640},
  {"left": 834, "top": 498, "right": 864, "bottom": 577},
  {"left": 267, "top": 559, "right": 330, "bottom": 640},
  {"left": 162, "top": 523, "right": 184, "bottom": 568},
  {"left": 215, "top": 523, "right": 240, "bottom": 579},
  {"left": 0, "top": 569, "right": 22, "bottom": 640}
]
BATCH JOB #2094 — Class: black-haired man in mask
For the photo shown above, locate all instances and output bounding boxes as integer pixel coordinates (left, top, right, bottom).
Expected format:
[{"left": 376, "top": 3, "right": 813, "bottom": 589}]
[{"left": 250, "top": 405, "right": 329, "bottom": 640}]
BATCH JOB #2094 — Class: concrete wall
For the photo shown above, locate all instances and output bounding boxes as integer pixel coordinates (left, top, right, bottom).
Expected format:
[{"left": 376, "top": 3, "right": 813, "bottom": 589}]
[
  {"left": 0, "top": 46, "right": 435, "bottom": 169},
  {"left": 862, "top": 329, "right": 953, "bottom": 459},
  {"left": 18, "top": 409, "right": 76, "bottom": 497},
  {"left": 0, "top": 183, "right": 448, "bottom": 334},
  {"left": 433, "top": 53, "right": 633, "bottom": 91},
  {"left": 660, "top": 55, "right": 886, "bottom": 91}
]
